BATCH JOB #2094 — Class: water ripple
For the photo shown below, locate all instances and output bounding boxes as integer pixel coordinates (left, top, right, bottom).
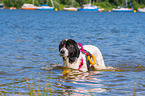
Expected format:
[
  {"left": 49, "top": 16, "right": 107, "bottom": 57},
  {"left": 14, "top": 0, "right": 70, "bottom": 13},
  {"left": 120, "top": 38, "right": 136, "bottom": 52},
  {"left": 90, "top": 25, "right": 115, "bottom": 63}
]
[{"left": 0, "top": 10, "right": 145, "bottom": 96}]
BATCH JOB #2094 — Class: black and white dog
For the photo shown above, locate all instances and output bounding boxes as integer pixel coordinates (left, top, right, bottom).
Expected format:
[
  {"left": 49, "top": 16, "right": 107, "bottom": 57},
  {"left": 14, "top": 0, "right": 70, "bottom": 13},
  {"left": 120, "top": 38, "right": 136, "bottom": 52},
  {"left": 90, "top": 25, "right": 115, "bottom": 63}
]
[{"left": 59, "top": 39, "right": 108, "bottom": 72}]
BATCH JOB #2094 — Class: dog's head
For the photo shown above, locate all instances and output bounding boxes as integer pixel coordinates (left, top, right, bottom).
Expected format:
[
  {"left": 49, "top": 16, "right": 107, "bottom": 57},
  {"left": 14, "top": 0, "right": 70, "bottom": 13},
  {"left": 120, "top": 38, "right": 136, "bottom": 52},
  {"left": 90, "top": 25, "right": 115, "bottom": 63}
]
[{"left": 59, "top": 39, "right": 80, "bottom": 63}]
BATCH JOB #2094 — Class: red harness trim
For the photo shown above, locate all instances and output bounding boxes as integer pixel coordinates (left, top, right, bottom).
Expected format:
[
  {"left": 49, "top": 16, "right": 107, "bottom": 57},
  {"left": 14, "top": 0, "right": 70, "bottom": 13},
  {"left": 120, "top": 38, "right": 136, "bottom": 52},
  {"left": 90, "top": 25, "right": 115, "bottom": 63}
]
[
  {"left": 78, "top": 43, "right": 89, "bottom": 55},
  {"left": 77, "top": 43, "right": 92, "bottom": 70},
  {"left": 78, "top": 58, "right": 83, "bottom": 70}
]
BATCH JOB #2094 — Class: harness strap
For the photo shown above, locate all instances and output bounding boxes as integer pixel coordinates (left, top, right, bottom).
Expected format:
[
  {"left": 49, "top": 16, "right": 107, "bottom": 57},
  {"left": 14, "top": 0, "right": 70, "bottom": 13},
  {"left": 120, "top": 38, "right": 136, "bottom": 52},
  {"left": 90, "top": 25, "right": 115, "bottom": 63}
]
[
  {"left": 78, "top": 43, "right": 97, "bottom": 71},
  {"left": 78, "top": 43, "right": 91, "bottom": 71},
  {"left": 78, "top": 43, "right": 90, "bottom": 56},
  {"left": 78, "top": 43, "right": 97, "bottom": 65},
  {"left": 78, "top": 58, "right": 83, "bottom": 70},
  {"left": 86, "top": 54, "right": 91, "bottom": 71}
]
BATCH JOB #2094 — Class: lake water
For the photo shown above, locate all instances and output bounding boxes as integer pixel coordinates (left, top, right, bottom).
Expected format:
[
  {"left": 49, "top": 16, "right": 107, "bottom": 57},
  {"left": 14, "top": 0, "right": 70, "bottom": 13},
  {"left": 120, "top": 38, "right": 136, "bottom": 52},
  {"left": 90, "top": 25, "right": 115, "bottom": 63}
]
[{"left": 0, "top": 9, "right": 145, "bottom": 96}]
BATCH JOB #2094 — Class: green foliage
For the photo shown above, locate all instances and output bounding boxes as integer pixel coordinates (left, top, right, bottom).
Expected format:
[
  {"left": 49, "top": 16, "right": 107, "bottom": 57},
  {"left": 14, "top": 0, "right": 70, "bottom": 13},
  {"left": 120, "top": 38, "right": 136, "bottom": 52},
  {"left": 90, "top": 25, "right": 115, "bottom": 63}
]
[
  {"left": 60, "top": 0, "right": 72, "bottom": 5},
  {"left": 15, "top": 0, "right": 24, "bottom": 8},
  {"left": 4, "top": 0, "right": 24, "bottom": 8},
  {"left": 34, "top": 1, "right": 39, "bottom": 6},
  {"left": 96, "top": 1, "right": 113, "bottom": 11},
  {"left": 59, "top": 4, "right": 65, "bottom": 10},
  {"left": 76, "top": 0, "right": 89, "bottom": 7},
  {"left": 73, "top": 1, "right": 79, "bottom": 8},
  {"left": 97, "top": 1, "right": 112, "bottom": 8},
  {"left": 53, "top": 0, "right": 60, "bottom": 9},
  {"left": 38, "top": 0, "right": 47, "bottom": 5},
  {"left": 132, "top": 1, "right": 140, "bottom": 10},
  {"left": 25, "top": 0, "right": 33, "bottom": 4},
  {"left": 2, "top": 0, "right": 145, "bottom": 10}
]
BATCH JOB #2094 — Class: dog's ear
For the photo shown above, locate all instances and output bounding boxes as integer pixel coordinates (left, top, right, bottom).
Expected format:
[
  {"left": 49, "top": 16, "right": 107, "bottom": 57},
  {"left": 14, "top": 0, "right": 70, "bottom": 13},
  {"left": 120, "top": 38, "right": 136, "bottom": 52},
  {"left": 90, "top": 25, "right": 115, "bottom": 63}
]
[
  {"left": 66, "top": 39, "right": 80, "bottom": 63},
  {"left": 59, "top": 39, "right": 66, "bottom": 51}
]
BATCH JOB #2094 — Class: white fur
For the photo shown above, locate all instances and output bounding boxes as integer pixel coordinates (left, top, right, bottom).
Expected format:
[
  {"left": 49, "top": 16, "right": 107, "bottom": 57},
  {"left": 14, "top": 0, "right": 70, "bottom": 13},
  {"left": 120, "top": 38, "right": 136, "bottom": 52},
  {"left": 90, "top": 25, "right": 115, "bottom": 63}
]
[
  {"left": 60, "top": 47, "right": 69, "bottom": 57},
  {"left": 62, "top": 45, "right": 107, "bottom": 72},
  {"left": 83, "top": 45, "right": 107, "bottom": 70}
]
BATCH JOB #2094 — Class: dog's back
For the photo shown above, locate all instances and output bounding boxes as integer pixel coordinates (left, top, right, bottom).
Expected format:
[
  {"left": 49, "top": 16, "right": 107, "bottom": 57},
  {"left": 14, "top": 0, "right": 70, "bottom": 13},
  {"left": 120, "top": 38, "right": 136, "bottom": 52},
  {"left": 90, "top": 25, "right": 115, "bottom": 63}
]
[{"left": 83, "top": 45, "right": 107, "bottom": 70}]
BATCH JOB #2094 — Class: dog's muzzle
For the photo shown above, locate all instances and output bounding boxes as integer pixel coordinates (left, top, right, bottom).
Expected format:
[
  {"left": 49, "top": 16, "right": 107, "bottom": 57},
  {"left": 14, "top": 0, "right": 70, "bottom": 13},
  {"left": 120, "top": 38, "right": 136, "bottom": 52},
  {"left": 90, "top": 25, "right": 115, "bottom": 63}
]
[{"left": 60, "top": 50, "right": 65, "bottom": 56}]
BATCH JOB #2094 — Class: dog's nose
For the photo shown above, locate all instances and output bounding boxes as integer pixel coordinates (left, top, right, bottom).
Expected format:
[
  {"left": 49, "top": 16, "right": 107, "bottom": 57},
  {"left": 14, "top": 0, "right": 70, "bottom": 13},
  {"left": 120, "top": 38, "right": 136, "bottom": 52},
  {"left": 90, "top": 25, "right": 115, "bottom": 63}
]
[{"left": 60, "top": 50, "right": 65, "bottom": 56}]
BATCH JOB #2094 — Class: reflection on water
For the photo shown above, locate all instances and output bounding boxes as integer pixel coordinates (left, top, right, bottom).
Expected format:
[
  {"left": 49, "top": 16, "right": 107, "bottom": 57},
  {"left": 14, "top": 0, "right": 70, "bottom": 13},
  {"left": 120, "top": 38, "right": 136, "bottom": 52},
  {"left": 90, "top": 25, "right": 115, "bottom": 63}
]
[
  {"left": 47, "top": 67, "right": 107, "bottom": 96},
  {"left": 1, "top": 64, "right": 145, "bottom": 95},
  {"left": 0, "top": 10, "right": 145, "bottom": 95}
]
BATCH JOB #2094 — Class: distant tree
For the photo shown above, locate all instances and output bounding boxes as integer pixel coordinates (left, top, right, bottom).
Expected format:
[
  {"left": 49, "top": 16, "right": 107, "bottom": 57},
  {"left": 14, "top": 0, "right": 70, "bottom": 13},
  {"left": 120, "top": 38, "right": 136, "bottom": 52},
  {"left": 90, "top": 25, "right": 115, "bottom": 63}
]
[
  {"left": 38, "top": 0, "right": 47, "bottom": 4},
  {"left": 15, "top": 0, "right": 24, "bottom": 8},
  {"left": 76, "top": 0, "right": 89, "bottom": 7},
  {"left": 53, "top": 0, "right": 61, "bottom": 9},
  {"left": 2, "top": 0, "right": 145, "bottom": 10},
  {"left": 131, "top": 0, "right": 140, "bottom": 10},
  {"left": 60, "top": 0, "right": 71, "bottom": 5},
  {"left": 113, "top": 0, "right": 120, "bottom": 6},
  {"left": 4, "top": 0, "right": 24, "bottom": 8},
  {"left": 24, "top": 0, "right": 33, "bottom": 4},
  {"left": 4, "top": 0, "right": 14, "bottom": 8}
]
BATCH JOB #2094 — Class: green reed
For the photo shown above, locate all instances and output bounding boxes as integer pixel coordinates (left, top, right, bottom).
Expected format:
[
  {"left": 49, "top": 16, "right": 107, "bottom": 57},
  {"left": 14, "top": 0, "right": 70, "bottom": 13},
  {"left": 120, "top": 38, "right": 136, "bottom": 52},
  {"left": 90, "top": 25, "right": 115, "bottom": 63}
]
[
  {"left": 25, "top": 70, "right": 53, "bottom": 96},
  {"left": 0, "top": 70, "right": 53, "bottom": 96}
]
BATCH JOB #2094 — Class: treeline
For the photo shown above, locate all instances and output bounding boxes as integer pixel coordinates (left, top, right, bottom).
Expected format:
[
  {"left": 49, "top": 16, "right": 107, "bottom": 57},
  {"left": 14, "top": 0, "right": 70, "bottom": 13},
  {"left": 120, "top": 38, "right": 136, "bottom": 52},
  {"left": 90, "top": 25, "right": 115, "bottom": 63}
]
[{"left": 1, "top": 0, "right": 145, "bottom": 10}]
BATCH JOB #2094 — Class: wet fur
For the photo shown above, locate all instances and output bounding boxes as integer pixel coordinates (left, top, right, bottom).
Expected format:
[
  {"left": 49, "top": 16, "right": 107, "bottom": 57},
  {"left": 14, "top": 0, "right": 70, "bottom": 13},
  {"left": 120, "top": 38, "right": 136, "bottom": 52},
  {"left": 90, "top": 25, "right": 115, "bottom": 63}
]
[
  {"left": 59, "top": 39, "right": 109, "bottom": 72},
  {"left": 59, "top": 39, "right": 80, "bottom": 63}
]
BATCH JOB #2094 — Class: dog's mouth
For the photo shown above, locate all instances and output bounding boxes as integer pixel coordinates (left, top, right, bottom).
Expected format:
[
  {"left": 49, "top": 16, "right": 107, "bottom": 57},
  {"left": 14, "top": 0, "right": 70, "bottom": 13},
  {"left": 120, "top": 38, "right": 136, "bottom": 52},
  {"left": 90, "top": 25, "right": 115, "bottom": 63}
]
[
  {"left": 60, "top": 53, "right": 67, "bottom": 57},
  {"left": 60, "top": 53, "right": 64, "bottom": 56},
  {"left": 60, "top": 54, "right": 68, "bottom": 58},
  {"left": 60, "top": 50, "right": 65, "bottom": 56}
]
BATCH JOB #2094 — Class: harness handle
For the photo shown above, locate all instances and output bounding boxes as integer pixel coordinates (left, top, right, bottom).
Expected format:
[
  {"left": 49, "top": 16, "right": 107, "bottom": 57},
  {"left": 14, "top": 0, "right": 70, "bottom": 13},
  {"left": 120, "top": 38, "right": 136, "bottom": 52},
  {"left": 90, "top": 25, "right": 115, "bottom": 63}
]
[
  {"left": 78, "top": 43, "right": 97, "bottom": 65},
  {"left": 87, "top": 55, "right": 96, "bottom": 65}
]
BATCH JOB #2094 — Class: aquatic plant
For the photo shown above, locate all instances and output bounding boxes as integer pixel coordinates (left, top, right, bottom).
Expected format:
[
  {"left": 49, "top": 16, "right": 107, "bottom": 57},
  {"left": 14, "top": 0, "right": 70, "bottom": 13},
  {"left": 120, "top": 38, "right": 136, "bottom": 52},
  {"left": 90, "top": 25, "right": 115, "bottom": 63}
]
[{"left": 0, "top": 70, "right": 53, "bottom": 96}]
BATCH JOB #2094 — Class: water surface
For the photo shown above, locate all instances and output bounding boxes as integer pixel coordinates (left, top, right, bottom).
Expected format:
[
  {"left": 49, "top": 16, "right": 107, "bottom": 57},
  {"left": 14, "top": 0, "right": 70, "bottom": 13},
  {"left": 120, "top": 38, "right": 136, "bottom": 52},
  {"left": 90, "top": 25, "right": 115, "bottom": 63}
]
[{"left": 0, "top": 10, "right": 145, "bottom": 95}]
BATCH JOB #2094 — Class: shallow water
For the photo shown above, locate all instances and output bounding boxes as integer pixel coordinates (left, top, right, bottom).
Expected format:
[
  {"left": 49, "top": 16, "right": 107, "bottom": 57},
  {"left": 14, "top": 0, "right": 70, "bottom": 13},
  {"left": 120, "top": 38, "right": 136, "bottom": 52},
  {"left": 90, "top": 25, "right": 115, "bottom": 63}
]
[{"left": 0, "top": 10, "right": 145, "bottom": 95}]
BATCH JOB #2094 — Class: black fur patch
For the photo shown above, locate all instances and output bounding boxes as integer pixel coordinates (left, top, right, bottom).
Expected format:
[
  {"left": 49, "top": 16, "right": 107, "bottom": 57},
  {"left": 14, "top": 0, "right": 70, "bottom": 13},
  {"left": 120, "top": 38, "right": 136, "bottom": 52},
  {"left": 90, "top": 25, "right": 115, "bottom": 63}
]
[{"left": 59, "top": 39, "right": 80, "bottom": 63}]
